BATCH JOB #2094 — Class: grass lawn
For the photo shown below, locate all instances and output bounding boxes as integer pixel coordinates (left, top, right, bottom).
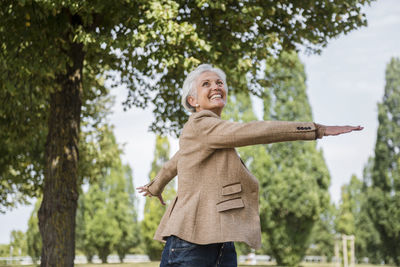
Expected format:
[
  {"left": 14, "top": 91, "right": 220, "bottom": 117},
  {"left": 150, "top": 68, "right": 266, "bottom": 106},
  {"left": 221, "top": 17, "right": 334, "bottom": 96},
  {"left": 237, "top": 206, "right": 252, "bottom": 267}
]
[
  {"left": 0, "top": 261, "right": 395, "bottom": 267},
  {"left": 73, "top": 263, "right": 394, "bottom": 267},
  {"left": 2, "top": 262, "right": 396, "bottom": 267}
]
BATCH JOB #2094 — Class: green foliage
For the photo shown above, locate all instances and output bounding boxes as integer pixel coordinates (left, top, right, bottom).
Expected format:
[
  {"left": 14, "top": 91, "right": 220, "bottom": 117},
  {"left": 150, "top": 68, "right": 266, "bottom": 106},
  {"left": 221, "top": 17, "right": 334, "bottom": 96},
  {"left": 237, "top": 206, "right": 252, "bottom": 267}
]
[
  {"left": 367, "top": 57, "right": 400, "bottom": 266},
  {"left": 76, "top": 128, "right": 140, "bottom": 263},
  {"left": 308, "top": 203, "right": 336, "bottom": 261},
  {"left": 76, "top": 192, "right": 96, "bottom": 263},
  {"left": 75, "top": 94, "right": 124, "bottom": 263},
  {"left": 9, "top": 230, "right": 27, "bottom": 256},
  {"left": 336, "top": 181, "right": 356, "bottom": 235},
  {"left": 0, "top": 0, "right": 373, "bottom": 138},
  {"left": 334, "top": 166, "right": 383, "bottom": 264},
  {"left": 85, "top": 184, "right": 121, "bottom": 263},
  {"left": 0, "top": 85, "right": 111, "bottom": 211},
  {"left": 336, "top": 175, "right": 370, "bottom": 263},
  {"left": 78, "top": 94, "right": 122, "bottom": 185},
  {"left": 354, "top": 157, "right": 383, "bottom": 264},
  {"left": 0, "top": 85, "right": 46, "bottom": 209},
  {"left": 0, "top": 244, "right": 9, "bottom": 257},
  {"left": 258, "top": 51, "right": 330, "bottom": 266},
  {"left": 141, "top": 136, "right": 176, "bottom": 260},
  {"left": 26, "top": 198, "right": 42, "bottom": 263},
  {"left": 110, "top": 165, "right": 141, "bottom": 263}
]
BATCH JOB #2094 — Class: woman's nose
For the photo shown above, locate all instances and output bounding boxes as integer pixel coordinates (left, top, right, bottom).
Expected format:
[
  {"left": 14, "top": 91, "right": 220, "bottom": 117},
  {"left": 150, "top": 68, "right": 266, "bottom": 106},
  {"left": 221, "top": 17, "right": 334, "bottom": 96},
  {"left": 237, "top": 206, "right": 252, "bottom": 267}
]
[{"left": 211, "top": 82, "right": 220, "bottom": 90}]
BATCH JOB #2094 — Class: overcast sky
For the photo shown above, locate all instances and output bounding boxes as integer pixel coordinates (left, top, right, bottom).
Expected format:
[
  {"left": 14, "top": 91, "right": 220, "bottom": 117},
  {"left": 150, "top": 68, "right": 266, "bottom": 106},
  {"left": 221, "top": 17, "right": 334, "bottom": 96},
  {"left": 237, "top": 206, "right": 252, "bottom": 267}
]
[{"left": 1, "top": 0, "right": 399, "bottom": 244}]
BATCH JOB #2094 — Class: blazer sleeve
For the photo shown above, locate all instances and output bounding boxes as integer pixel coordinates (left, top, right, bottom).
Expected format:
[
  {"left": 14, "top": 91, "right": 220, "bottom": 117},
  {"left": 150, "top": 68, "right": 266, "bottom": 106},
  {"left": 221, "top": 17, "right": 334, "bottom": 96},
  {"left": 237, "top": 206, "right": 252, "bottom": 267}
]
[
  {"left": 192, "top": 114, "right": 325, "bottom": 149},
  {"left": 146, "top": 150, "right": 179, "bottom": 196}
]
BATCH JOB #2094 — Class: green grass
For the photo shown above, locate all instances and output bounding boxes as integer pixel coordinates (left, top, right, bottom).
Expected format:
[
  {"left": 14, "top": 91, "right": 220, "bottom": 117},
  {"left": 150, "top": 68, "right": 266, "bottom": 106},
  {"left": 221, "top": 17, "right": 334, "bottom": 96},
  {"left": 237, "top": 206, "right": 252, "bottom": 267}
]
[
  {"left": 73, "top": 263, "right": 395, "bottom": 267},
  {"left": 76, "top": 263, "right": 158, "bottom": 267},
  {"left": 1, "top": 262, "right": 396, "bottom": 267}
]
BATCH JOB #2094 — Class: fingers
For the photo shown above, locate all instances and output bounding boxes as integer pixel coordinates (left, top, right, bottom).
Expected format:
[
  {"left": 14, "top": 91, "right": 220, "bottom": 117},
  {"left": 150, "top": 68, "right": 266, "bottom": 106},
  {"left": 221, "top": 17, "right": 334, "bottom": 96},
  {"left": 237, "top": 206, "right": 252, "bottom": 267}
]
[
  {"left": 324, "top": 125, "right": 364, "bottom": 136},
  {"left": 136, "top": 185, "right": 165, "bottom": 205},
  {"left": 158, "top": 195, "right": 166, "bottom": 206},
  {"left": 344, "top": 125, "right": 364, "bottom": 133},
  {"left": 136, "top": 186, "right": 144, "bottom": 192},
  {"left": 136, "top": 186, "right": 153, "bottom": 197},
  {"left": 338, "top": 127, "right": 357, "bottom": 135},
  {"left": 136, "top": 186, "right": 148, "bottom": 194}
]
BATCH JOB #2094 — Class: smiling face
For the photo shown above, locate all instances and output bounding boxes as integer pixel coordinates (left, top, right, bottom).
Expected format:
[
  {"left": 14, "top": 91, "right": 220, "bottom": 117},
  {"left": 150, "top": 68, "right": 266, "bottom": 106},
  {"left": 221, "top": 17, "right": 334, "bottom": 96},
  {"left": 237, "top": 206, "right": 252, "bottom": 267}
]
[{"left": 187, "top": 71, "right": 227, "bottom": 116}]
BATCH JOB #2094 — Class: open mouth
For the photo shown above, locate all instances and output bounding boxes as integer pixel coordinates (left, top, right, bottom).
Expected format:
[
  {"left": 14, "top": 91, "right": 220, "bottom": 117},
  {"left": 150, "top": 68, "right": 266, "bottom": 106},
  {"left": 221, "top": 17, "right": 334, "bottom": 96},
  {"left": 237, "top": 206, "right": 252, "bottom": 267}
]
[{"left": 210, "top": 94, "right": 222, "bottom": 100}]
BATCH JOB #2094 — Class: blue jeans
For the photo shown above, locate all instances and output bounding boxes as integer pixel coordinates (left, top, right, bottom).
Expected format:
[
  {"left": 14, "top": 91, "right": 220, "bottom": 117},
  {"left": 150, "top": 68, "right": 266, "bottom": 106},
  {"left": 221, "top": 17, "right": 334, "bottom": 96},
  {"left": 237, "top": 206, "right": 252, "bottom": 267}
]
[{"left": 160, "top": 235, "right": 237, "bottom": 267}]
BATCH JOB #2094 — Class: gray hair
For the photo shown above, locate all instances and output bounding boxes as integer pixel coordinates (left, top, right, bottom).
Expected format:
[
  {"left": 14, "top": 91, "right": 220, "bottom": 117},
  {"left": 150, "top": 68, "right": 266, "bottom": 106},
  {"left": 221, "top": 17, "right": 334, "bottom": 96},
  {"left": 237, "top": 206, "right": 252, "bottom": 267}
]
[{"left": 181, "top": 64, "right": 227, "bottom": 113}]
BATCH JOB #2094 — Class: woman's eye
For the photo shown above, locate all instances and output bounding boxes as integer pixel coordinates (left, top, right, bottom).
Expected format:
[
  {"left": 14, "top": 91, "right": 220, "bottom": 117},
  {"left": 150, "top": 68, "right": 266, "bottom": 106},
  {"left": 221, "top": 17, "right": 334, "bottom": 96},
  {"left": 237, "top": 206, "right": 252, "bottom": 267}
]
[
  {"left": 202, "top": 82, "right": 210, "bottom": 87},
  {"left": 217, "top": 81, "right": 223, "bottom": 85}
]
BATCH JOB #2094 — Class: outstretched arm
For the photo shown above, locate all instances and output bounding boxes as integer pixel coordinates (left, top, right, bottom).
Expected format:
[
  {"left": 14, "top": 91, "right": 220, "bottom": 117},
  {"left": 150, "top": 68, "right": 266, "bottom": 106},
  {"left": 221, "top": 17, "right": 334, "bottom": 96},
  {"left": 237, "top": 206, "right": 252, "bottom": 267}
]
[
  {"left": 136, "top": 150, "right": 180, "bottom": 205},
  {"left": 192, "top": 112, "right": 328, "bottom": 149},
  {"left": 192, "top": 112, "right": 363, "bottom": 148}
]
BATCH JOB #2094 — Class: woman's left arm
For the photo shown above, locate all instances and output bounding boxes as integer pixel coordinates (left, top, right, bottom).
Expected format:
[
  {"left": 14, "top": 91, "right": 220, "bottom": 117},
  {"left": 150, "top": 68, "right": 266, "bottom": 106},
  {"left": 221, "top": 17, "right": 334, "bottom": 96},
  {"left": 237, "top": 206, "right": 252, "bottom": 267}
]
[{"left": 192, "top": 113, "right": 363, "bottom": 149}]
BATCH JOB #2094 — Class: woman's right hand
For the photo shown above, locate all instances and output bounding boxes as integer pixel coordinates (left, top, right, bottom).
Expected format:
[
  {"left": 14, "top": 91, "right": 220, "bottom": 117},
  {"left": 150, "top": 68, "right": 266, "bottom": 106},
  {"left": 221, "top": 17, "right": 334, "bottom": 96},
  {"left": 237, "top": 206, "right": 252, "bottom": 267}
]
[{"left": 136, "top": 185, "right": 166, "bottom": 205}]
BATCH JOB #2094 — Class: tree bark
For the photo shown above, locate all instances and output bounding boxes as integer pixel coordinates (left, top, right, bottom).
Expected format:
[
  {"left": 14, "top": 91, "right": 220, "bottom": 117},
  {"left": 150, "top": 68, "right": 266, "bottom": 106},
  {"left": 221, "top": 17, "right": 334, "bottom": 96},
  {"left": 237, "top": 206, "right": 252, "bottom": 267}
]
[{"left": 38, "top": 41, "right": 84, "bottom": 266}]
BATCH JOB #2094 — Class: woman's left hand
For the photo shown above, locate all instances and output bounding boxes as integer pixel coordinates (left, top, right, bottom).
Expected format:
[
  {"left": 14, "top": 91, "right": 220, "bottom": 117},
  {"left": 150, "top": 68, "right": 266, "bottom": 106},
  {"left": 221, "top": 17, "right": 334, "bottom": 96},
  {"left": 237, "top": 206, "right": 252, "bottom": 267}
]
[
  {"left": 136, "top": 185, "right": 166, "bottom": 205},
  {"left": 323, "top": 125, "right": 364, "bottom": 136}
]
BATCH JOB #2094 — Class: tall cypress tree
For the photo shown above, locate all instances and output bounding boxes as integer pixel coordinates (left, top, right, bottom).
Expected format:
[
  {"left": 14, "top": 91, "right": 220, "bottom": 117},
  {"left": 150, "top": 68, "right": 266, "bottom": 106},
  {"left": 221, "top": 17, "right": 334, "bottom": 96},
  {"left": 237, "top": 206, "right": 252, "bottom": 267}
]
[
  {"left": 141, "top": 136, "right": 176, "bottom": 260},
  {"left": 107, "top": 164, "right": 140, "bottom": 263},
  {"left": 76, "top": 127, "right": 140, "bottom": 263},
  {"left": 342, "top": 160, "right": 383, "bottom": 264},
  {"left": 258, "top": 51, "right": 330, "bottom": 266},
  {"left": 112, "top": 164, "right": 141, "bottom": 262},
  {"left": 335, "top": 181, "right": 356, "bottom": 236},
  {"left": 356, "top": 157, "right": 383, "bottom": 264},
  {"left": 307, "top": 203, "right": 336, "bottom": 261},
  {"left": 368, "top": 57, "right": 400, "bottom": 266},
  {"left": 26, "top": 198, "right": 42, "bottom": 264}
]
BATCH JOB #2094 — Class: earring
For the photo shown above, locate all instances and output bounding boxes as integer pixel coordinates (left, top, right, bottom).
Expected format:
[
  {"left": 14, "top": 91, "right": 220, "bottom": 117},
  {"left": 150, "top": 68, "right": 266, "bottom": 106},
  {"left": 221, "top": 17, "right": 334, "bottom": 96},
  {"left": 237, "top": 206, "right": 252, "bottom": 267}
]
[{"left": 195, "top": 104, "right": 200, "bottom": 107}]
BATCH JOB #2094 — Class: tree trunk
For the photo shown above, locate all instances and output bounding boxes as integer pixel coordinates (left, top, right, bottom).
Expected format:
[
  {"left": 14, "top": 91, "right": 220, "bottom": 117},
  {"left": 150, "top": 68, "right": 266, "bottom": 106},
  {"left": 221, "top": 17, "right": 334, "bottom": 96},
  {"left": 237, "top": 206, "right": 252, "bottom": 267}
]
[
  {"left": 38, "top": 42, "right": 84, "bottom": 267},
  {"left": 99, "top": 247, "right": 110, "bottom": 263}
]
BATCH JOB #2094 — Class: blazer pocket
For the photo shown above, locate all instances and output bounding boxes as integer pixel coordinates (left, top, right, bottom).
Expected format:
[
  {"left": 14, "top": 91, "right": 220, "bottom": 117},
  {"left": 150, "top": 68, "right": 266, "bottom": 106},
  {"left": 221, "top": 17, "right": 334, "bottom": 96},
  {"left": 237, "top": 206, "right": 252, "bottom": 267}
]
[
  {"left": 216, "top": 197, "right": 244, "bottom": 212},
  {"left": 221, "top": 183, "right": 242, "bottom": 196}
]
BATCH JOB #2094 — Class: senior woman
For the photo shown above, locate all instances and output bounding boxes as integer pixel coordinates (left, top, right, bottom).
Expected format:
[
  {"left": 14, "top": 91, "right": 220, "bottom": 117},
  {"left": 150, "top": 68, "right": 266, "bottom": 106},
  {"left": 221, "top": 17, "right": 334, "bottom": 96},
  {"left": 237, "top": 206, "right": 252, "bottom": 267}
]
[{"left": 137, "top": 64, "right": 362, "bottom": 267}]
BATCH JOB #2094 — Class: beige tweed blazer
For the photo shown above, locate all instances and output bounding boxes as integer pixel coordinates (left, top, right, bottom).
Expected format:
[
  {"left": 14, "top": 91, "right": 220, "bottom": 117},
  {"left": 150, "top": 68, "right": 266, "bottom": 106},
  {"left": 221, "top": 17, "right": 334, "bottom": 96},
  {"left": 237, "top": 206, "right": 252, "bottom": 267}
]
[{"left": 146, "top": 110, "right": 324, "bottom": 249}]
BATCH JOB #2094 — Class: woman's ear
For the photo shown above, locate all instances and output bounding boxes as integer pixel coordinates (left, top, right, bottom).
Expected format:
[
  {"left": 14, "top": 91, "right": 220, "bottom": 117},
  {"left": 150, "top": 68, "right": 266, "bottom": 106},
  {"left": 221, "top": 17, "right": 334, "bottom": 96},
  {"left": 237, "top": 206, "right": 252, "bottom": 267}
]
[{"left": 187, "top": 95, "right": 197, "bottom": 108}]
